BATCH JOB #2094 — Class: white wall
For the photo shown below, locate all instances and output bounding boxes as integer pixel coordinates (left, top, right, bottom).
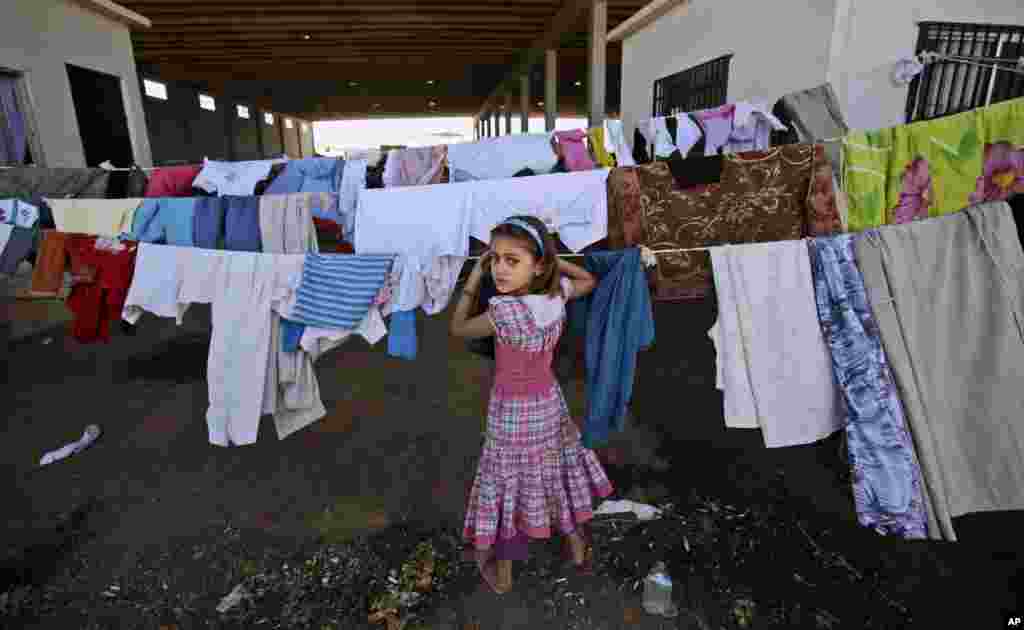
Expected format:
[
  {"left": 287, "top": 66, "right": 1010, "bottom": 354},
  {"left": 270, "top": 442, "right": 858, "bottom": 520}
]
[
  {"left": 619, "top": 0, "right": 838, "bottom": 141},
  {"left": 829, "top": 0, "right": 1024, "bottom": 132},
  {"left": 0, "top": 0, "right": 152, "bottom": 167}
]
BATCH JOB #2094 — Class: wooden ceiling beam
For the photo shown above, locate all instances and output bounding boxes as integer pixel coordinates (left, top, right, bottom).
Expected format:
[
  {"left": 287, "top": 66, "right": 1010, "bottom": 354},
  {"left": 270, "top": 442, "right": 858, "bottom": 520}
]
[
  {"left": 146, "top": 62, "right": 481, "bottom": 82},
  {"left": 139, "top": 49, "right": 523, "bottom": 60},
  {"left": 475, "top": 0, "right": 593, "bottom": 117},
  {"left": 136, "top": 5, "right": 561, "bottom": 16},
  {"left": 139, "top": 23, "right": 541, "bottom": 34},
  {"left": 135, "top": 34, "right": 539, "bottom": 45},
  {"left": 141, "top": 14, "right": 548, "bottom": 26},
  {"left": 139, "top": 46, "right": 523, "bottom": 55},
  {"left": 121, "top": 0, "right": 561, "bottom": 5}
]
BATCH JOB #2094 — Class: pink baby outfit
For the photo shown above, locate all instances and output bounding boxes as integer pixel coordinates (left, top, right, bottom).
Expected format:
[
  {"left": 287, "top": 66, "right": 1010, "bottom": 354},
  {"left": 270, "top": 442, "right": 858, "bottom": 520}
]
[
  {"left": 463, "top": 279, "right": 613, "bottom": 551},
  {"left": 554, "top": 130, "right": 597, "bottom": 171}
]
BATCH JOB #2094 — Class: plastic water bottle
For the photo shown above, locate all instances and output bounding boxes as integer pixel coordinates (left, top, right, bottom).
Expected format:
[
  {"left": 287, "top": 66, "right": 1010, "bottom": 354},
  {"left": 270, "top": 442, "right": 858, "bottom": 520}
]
[{"left": 642, "top": 561, "right": 678, "bottom": 617}]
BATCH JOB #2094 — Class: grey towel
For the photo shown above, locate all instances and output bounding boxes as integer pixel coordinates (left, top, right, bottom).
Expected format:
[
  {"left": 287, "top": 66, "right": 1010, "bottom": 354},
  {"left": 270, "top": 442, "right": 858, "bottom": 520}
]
[
  {"left": 778, "top": 83, "right": 848, "bottom": 171},
  {"left": 854, "top": 202, "right": 1024, "bottom": 541}
]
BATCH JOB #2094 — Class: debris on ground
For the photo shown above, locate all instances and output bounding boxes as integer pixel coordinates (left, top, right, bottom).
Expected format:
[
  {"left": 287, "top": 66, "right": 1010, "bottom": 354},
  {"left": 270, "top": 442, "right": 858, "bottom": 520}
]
[
  {"left": 594, "top": 499, "right": 662, "bottom": 522},
  {"left": 0, "top": 474, "right": 928, "bottom": 629},
  {"left": 368, "top": 540, "right": 449, "bottom": 629},
  {"left": 38, "top": 424, "right": 101, "bottom": 467},
  {"left": 215, "top": 584, "right": 251, "bottom": 613}
]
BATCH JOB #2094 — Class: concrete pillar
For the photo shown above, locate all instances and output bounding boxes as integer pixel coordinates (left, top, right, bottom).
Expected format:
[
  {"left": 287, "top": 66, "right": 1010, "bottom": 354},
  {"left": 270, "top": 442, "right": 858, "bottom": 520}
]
[
  {"left": 492, "top": 111, "right": 500, "bottom": 137},
  {"left": 503, "top": 91, "right": 512, "bottom": 135},
  {"left": 545, "top": 49, "right": 557, "bottom": 132},
  {"left": 520, "top": 74, "right": 530, "bottom": 134},
  {"left": 588, "top": 0, "right": 607, "bottom": 129}
]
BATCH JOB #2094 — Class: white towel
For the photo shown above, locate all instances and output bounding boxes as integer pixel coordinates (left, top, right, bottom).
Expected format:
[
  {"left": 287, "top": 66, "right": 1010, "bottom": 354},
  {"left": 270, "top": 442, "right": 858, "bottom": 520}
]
[
  {"left": 708, "top": 246, "right": 759, "bottom": 430},
  {"left": 447, "top": 133, "right": 557, "bottom": 180},
  {"left": 711, "top": 242, "right": 843, "bottom": 448},
  {"left": 466, "top": 169, "right": 610, "bottom": 253}
]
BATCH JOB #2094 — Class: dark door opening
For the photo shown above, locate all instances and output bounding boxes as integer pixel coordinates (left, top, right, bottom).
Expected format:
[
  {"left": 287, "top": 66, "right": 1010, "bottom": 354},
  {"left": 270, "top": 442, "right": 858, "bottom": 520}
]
[
  {"left": 0, "top": 71, "right": 31, "bottom": 165},
  {"left": 66, "top": 64, "right": 134, "bottom": 167}
]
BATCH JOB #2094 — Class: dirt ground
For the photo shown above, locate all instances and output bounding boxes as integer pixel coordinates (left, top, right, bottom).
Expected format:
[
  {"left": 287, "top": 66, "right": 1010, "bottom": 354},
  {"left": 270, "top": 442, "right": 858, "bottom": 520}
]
[{"left": 1, "top": 292, "right": 1022, "bottom": 629}]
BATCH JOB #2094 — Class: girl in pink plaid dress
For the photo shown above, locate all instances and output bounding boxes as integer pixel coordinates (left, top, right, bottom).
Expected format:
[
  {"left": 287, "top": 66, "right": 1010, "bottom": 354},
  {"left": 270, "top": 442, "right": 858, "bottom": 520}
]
[{"left": 450, "top": 215, "right": 614, "bottom": 594}]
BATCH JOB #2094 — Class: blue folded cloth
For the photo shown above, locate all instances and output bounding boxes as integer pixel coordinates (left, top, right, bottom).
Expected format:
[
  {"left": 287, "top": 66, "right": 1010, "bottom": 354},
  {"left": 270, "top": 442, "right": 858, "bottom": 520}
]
[
  {"left": 223, "top": 195, "right": 261, "bottom": 252},
  {"left": 387, "top": 310, "right": 417, "bottom": 360}
]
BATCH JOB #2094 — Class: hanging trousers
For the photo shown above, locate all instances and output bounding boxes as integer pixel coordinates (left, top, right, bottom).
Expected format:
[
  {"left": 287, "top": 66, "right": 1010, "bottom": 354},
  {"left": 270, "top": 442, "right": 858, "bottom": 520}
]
[{"left": 808, "top": 234, "right": 928, "bottom": 539}]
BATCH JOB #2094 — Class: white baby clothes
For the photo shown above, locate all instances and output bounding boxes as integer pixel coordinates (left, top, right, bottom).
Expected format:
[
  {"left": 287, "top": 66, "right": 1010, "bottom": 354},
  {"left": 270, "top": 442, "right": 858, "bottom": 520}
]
[
  {"left": 193, "top": 158, "right": 287, "bottom": 196},
  {"left": 710, "top": 242, "right": 843, "bottom": 448},
  {"left": 603, "top": 119, "right": 635, "bottom": 167}
]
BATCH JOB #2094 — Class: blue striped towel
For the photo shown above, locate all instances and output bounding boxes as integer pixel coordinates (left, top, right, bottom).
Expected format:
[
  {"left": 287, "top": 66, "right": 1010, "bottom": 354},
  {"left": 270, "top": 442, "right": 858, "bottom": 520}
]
[{"left": 290, "top": 254, "right": 395, "bottom": 330}]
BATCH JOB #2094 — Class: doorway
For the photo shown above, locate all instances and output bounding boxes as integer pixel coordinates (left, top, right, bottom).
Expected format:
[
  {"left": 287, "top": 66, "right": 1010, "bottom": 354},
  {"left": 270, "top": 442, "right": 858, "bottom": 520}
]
[
  {"left": 0, "top": 71, "right": 32, "bottom": 165},
  {"left": 66, "top": 64, "right": 134, "bottom": 167}
]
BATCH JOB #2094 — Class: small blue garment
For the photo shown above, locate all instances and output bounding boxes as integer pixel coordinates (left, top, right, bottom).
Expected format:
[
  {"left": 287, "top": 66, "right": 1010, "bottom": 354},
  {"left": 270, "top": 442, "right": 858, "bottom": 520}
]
[
  {"left": 575, "top": 248, "right": 655, "bottom": 448},
  {"left": 280, "top": 318, "right": 306, "bottom": 352},
  {"left": 387, "top": 310, "right": 418, "bottom": 360},
  {"left": 223, "top": 195, "right": 262, "bottom": 252},
  {"left": 450, "top": 168, "right": 479, "bottom": 183},
  {"left": 265, "top": 158, "right": 341, "bottom": 195},
  {"left": 131, "top": 198, "right": 196, "bottom": 247},
  {"left": 193, "top": 197, "right": 225, "bottom": 249},
  {"left": 290, "top": 253, "right": 394, "bottom": 330}
]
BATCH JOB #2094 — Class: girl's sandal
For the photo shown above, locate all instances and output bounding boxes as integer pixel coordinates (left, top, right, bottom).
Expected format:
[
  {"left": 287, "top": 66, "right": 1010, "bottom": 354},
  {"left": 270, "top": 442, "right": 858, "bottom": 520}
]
[
  {"left": 478, "top": 559, "right": 510, "bottom": 595},
  {"left": 562, "top": 534, "right": 595, "bottom": 575}
]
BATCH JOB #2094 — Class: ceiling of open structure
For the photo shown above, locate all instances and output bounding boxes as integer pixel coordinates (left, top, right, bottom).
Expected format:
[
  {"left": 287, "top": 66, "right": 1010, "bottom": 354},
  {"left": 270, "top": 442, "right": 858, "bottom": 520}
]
[{"left": 118, "top": 0, "right": 645, "bottom": 118}]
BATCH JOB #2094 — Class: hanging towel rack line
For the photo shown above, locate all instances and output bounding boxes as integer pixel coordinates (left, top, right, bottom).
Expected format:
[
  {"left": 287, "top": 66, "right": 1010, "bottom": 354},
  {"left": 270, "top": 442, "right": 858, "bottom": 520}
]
[{"left": 466, "top": 240, "right": 810, "bottom": 260}]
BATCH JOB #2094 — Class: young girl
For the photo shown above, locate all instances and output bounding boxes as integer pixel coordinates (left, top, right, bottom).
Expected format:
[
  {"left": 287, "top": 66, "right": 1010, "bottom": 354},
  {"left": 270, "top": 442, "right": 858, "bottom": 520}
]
[{"left": 450, "top": 215, "right": 614, "bottom": 594}]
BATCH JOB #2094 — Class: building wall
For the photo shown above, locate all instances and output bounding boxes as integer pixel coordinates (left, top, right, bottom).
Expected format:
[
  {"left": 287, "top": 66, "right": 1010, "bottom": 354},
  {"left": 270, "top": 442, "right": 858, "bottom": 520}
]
[
  {"left": 620, "top": 0, "right": 1024, "bottom": 138},
  {"left": 0, "top": 0, "right": 153, "bottom": 167},
  {"left": 619, "top": 0, "right": 837, "bottom": 141},
  {"left": 828, "top": 0, "right": 1024, "bottom": 131},
  {"left": 261, "top": 113, "right": 284, "bottom": 157},
  {"left": 231, "top": 104, "right": 263, "bottom": 161},
  {"left": 138, "top": 70, "right": 298, "bottom": 165}
]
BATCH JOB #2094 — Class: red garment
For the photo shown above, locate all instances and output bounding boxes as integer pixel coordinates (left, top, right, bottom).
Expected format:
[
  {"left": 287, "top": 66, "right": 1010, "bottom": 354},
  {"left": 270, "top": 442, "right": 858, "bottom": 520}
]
[
  {"left": 143, "top": 164, "right": 202, "bottom": 197},
  {"left": 313, "top": 217, "right": 355, "bottom": 253},
  {"left": 65, "top": 237, "right": 138, "bottom": 343},
  {"left": 312, "top": 217, "right": 342, "bottom": 238}
]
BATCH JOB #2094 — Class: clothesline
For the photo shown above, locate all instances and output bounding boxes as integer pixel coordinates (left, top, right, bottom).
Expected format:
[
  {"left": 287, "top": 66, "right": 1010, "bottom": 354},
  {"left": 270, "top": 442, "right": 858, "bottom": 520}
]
[{"left": 465, "top": 243, "right": 788, "bottom": 260}]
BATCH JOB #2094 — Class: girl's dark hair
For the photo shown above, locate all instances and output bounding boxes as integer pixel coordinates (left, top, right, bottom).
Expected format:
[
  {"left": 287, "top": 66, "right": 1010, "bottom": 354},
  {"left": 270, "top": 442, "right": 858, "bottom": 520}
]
[{"left": 489, "top": 215, "right": 561, "bottom": 297}]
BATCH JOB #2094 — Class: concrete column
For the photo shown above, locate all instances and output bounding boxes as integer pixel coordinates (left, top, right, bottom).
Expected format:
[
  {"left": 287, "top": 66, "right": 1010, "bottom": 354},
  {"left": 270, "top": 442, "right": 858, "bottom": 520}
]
[
  {"left": 520, "top": 74, "right": 530, "bottom": 134},
  {"left": 545, "top": 49, "right": 557, "bottom": 132},
  {"left": 492, "top": 111, "right": 500, "bottom": 137},
  {"left": 588, "top": 0, "right": 608, "bottom": 128},
  {"left": 503, "top": 92, "right": 512, "bottom": 135}
]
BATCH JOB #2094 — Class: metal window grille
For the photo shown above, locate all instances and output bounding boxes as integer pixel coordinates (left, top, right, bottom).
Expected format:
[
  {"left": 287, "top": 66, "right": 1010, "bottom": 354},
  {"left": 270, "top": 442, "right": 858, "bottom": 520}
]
[
  {"left": 652, "top": 54, "right": 732, "bottom": 117},
  {"left": 906, "top": 22, "right": 1024, "bottom": 122}
]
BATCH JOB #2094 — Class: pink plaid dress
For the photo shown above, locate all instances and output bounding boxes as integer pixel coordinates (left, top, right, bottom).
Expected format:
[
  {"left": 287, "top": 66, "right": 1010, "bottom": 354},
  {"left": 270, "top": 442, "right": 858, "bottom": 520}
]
[{"left": 463, "top": 286, "right": 613, "bottom": 550}]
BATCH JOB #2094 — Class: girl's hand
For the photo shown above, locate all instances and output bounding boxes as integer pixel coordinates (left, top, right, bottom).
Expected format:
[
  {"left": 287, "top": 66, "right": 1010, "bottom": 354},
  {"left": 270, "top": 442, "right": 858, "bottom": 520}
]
[{"left": 471, "top": 249, "right": 493, "bottom": 277}]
